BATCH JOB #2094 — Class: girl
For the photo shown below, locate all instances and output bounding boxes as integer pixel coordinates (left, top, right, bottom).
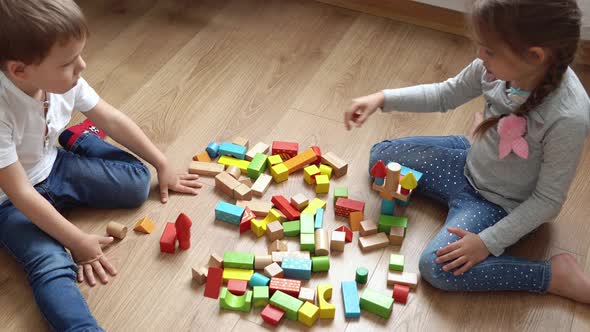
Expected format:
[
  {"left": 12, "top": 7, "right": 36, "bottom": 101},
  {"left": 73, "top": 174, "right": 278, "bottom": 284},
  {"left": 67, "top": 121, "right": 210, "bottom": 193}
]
[{"left": 344, "top": 0, "right": 590, "bottom": 303}]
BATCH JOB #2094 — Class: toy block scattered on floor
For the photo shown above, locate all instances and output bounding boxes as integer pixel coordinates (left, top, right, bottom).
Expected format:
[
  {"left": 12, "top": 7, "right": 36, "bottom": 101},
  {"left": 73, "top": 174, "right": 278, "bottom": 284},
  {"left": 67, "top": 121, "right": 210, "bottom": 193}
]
[
  {"left": 383, "top": 162, "right": 401, "bottom": 195},
  {"left": 251, "top": 218, "right": 267, "bottom": 237},
  {"left": 266, "top": 221, "right": 284, "bottom": 242},
  {"left": 227, "top": 279, "right": 248, "bottom": 295},
  {"left": 233, "top": 182, "right": 251, "bottom": 201},
  {"left": 321, "top": 152, "right": 348, "bottom": 177},
  {"left": 359, "top": 288, "right": 393, "bottom": 319},
  {"left": 311, "top": 256, "right": 330, "bottom": 272},
  {"left": 298, "top": 301, "right": 320, "bottom": 327},
  {"left": 206, "top": 142, "right": 220, "bottom": 158},
  {"left": 314, "top": 229, "right": 330, "bottom": 256},
  {"left": 269, "top": 290, "right": 304, "bottom": 321},
  {"left": 319, "top": 164, "right": 332, "bottom": 178},
  {"left": 226, "top": 165, "right": 241, "bottom": 179},
  {"left": 335, "top": 225, "right": 353, "bottom": 242},
  {"left": 300, "top": 233, "right": 315, "bottom": 253},
  {"left": 359, "top": 233, "right": 390, "bottom": 252},
  {"left": 300, "top": 213, "right": 315, "bottom": 234},
  {"left": 192, "top": 266, "right": 208, "bottom": 285},
  {"left": 267, "top": 154, "right": 283, "bottom": 167},
  {"left": 341, "top": 281, "right": 361, "bottom": 318},
  {"left": 283, "top": 220, "right": 300, "bottom": 237},
  {"left": 193, "top": 151, "right": 212, "bottom": 162},
  {"left": 371, "top": 160, "right": 387, "bottom": 185},
  {"left": 335, "top": 198, "right": 365, "bottom": 218},
  {"left": 208, "top": 253, "right": 224, "bottom": 268},
  {"left": 261, "top": 304, "right": 285, "bottom": 326},
  {"left": 204, "top": 267, "right": 223, "bottom": 299},
  {"left": 400, "top": 172, "right": 418, "bottom": 195},
  {"left": 389, "top": 254, "right": 404, "bottom": 272},
  {"left": 246, "top": 142, "right": 270, "bottom": 161},
  {"left": 314, "top": 208, "right": 324, "bottom": 229},
  {"left": 333, "top": 186, "right": 348, "bottom": 204},
  {"left": 302, "top": 198, "right": 326, "bottom": 214},
  {"left": 222, "top": 268, "right": 254, "bottom": 282},
  {"left": 349, "top": 211, "right": 363, "bottom": 231},
  {"left": 264, "top": 262, "right": 284, "bottom": 278},
  {"left": 315, "top": 174, "right": 330, "bottom": 194},
  {"left": 317, "top": 284, "right": 336, "bottom": 319},
  {"left": 217, "top": 155, "right": 250, "bottom": 172},
  {"left": 290, "top": 193, "right": 308, "bottom": 211},
  {"left": 311, "top": 146, "right": 322, "bottom": 165},
  {"left": 360, "top": 220, "right": 378, "bottom": 236},
  {"left": 106, "top": 221, "right": 127, "bottom": 240},
  {"left": 159, "top": 222, "right": 176, "bottom": 254},
  {"left": 282, "top": 257, "right": 312, "bottom": 280},
  {"left": 231, "top": 136, "right": 249, "bottom": 148},
  {"left": 356, "top": 267, "right": 369, "bottom": 284},
  {"left": 134, "top": 217, "right": 156, "bottom": 234},
  {"left": 271, "top": 195, "right": 300, "bottom": 220},
  {"left": 267, "top": 239, "right": 288, "bottom": 254},
  {"left": 392, "top": 284, "right": 410, "bottom": 304},
  {"left": 219, "top": 142, "right": 247, "bottom": 160},
  {"left": 249, "top": 273, "right": 271, "bottom": 287},
  {"left": 236, "top": 200, "right": 273, "bottom": 217},
  {"left": 215, "top": 201, "right": 245, "bottom": 225},
  {"left": 271, "top": 251, "right": 311, "bottom": 264},
  {"left": 378, "top": 215, "right": 408, "bottom": 233},
  {"left": 282, "top": 148, "right": 317, "bottom": 174},
  {"left": 270, "top": 163, "right": 289, "bottom": 183},
  {"left": 215, "top": 171, "right": 242, "bottom": 198},
  {"left": 254, "top": 255, "right": 273, "bottom": 270},
  {"left": 253, "top": 286, "right": 270, "bottom": 308},
  {"left": 220, "top": 287, "right": 252, "bottom": 312},
  {"left": 330, "top": 231, "right": 345, "bottom": 252},
  {"left": 247, "top": 153, "right": 268, "bottom": 179},
  {"left": 298, "top": 287, "right": 315, "bottom": 304},
  {"left": 381, "top": 198, "right": 395, "bottom": 215},
  {"left": 240, "top": 178, "right": 253, "bottom": 187},
  {"left": 189, "top": 161, "right": 225, "bottom": 176},
  {"left": 389, "top": 226, "right": 406, "bottom": 245},
  {"left": 240, "top": 207, "right": 256, "bottom": 233},
  {"left": 269, "top": 278, "right": 302, "bottom": 298},
  {"left": 303, "top": 165, "right": 321, "bottom": 184},
  {"left": 224, "top": 252, "right": 254, "bottom": 269},
  {"left": 175, "top": 213, "right": 192, "bottom": 250},
  {"left": 272, "top": 141, "right": 299, "bottom": 160},
  {"left": 250, "top": 174, "right": 273, "bottom": 197},
  {"left": 387, "top": 271, "right": 419, "bottom": 289},
  {"left": 269, "top": 208, "right": 287, "bottom": 222}
]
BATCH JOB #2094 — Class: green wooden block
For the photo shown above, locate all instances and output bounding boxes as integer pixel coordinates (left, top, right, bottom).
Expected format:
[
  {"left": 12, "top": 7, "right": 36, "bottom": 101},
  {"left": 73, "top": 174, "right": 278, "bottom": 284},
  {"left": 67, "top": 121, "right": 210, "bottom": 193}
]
[
  {"left": 311, "top": 256, "right": 330, "bottom": 272},
  {"left": 247, "top": 153, "right": 268, "bottom": 179},
  {"left": 283, "top": 220, "right": 300, "bottom": 237},
  {"left": 300, "top": 233, "right": 315, "bottom": 253},
  {"left": 253, "top": 286, "right": 269, "bottom": 308},
  {"left": 220, "top": 287, "right": 253, "bottom": 312},
  {"left": 378, "top": 215, "right": 408, "bottom": 233},
  {"left": 333, "top": 186, "right": 349, "bottom": 203},
  {"left": 389, "top": 254, "right": 404, "bottom": 272},
  {"left": 300, "top": 214, "right": 315, "bottom": 234},
  {"left": 356, "top": 267, "right": 369, "bottom": 284},
  {"left": 359, "top": 288, "right": 393, "bottom": 319},
  {"left": 270, "top": 290, "right": 304, "bottom": 320},
  {"left": 223, "top": 252, "right": 255, "bottom": 269}
]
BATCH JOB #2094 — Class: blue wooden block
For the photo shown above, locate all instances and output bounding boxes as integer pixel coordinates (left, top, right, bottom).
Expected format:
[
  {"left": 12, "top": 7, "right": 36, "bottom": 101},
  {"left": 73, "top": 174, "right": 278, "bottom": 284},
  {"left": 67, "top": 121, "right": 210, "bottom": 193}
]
[
  {"left": 206, "top": 142, "right": 220, "bottom": 158},
  {"left": 374, "top": 177, "right": 385, "bottom": 185},
  {"left": 215, "top": 201, "right": 245, "bottom": 225},
  {"left": 341, "top": 281, "right": 361, "bottom": 318},
  {"left": 396, "top": 197, "right": 412, "bottom": 207},
  {"left": 219, "top": 142, "right": 247, "bottom": 160},
  {"left": 381, "top": 198, "right": 395, "bottom": 215},
  {"left": 400, "top": 165, "right": 423, "bottom": 182},
  {"left": 314, "top": 208, "right": 324, "bottom": 229},
  {"left": 282, "top": 257, "right": 312, "bottom": 280},
  {"left": 249, "top": 272, "right": 270, "bottom": 287}
]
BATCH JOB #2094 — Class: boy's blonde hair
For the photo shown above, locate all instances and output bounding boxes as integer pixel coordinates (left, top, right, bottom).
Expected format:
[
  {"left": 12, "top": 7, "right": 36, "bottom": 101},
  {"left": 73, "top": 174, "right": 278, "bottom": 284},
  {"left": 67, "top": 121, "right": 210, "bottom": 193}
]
[{"left": 0, "top": 0, "right": 88, "bottom": 67}]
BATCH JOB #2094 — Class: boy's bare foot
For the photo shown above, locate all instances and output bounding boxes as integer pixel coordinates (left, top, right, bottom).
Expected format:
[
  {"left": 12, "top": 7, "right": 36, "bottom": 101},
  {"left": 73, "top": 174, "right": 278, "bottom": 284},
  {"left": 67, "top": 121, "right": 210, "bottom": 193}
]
[{"left": 547, "top": 253, "right": 590, "bottom": 303}]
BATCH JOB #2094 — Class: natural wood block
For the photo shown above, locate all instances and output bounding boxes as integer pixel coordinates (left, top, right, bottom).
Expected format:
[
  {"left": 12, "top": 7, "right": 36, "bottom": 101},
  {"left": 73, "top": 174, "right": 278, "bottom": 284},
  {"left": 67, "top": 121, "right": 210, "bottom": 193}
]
[
  {"left": 106, "top": 221, "right": 128, "bottom": 239},
  {"left": 314, "top": 229, "right": 329, "bottom": 256},
  {"left": 389, "top": 226, "right": 405, "bottom": 245},
  {"left": 226, "top": 165, "right": 242, "bottom": 179},
  {"left": 290, "top": 193, "right": 309, "bottom": 211},
  {"left": 268, "top": 239, "right": 289, "bottom": 254},
  {"left": 330, "top": 231, "right": 345, "bottom": 251},
  {"left": 255, "top": 255, "right": 273, "bottom": 270},
  {"left": 298, "top": 287, "right": 316, "bottom": 304},
  {"left": 215, "top": 171, "right": 241, "bottom": 197},
  {"left": 320, "top": 151, "right": 348, "bottom": 177},
  {"left": 236, "top": 200, "right": 273, "bottom": 217},
  {"left": 251, "top": 173, "right": 273, "bottom": 197},
  {"left": 189, "top": 161, "right": 225, "bottom": 176},
  {"left": 233, "top": 183, "right": 252, "bottom": 201},
  {"left": 359, "top": 233, "right": 389, "bottom": 252},
  {"left": 266, "top": 221, "right": 285, "bottom": 242},
  {"left": 246, "top": 142, "right": 270, "bottom": 161},
  {"left": 387, "top": 271, "right": 419, "bottom": 289},
  {"left": 264, "top": 262, "right": 284, "bottom": 278},
  {"left": 192, "top": 266, "right": 208, "bottom": 285},
  {"left": 240, "top": 178, "right": 253, "bottom": 188},
  {"left": 231, "top": 136, "right": 249, "bottom": 148},
  {"left": 208, "top": 253, "right": 224, "bottom": 268},
  {"left": 360, "top": 220, "right": 378, "bottom": 236}
]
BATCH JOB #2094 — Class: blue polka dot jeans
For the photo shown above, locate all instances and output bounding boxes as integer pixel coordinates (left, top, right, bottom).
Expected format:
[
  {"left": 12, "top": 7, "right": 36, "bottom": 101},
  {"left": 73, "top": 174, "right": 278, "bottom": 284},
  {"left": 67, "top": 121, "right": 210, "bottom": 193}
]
[{"left": 369, "top": 136, "right": 551, "bottom": 293}]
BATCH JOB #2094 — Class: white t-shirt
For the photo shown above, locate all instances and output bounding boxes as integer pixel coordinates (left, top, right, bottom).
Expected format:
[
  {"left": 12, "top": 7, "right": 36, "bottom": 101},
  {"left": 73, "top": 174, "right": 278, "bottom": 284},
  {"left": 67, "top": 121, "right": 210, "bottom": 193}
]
[{"left": 0, "top": 71, "right": 100, "bottom": 203}]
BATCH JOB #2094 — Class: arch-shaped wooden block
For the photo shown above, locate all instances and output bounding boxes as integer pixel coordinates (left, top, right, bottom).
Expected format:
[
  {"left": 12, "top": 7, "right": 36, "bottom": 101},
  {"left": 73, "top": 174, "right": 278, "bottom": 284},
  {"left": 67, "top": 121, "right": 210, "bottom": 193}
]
[{"left": 317, "top": 284, "right": 336, "bottom": 319}]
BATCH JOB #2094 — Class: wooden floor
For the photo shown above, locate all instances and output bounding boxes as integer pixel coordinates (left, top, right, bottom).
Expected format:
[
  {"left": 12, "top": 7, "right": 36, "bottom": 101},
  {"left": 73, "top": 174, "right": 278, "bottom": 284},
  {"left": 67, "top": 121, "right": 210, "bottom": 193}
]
[{"left": 1, "top": 0, "right": 590, "bottom": 330}]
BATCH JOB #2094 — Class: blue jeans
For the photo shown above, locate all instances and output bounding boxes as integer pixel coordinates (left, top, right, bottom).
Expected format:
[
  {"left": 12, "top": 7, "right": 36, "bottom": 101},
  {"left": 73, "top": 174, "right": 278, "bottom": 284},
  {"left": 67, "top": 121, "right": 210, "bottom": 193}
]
[
  {"left": 0, "top": 133, "right": 151, "bottom": 331},
  {"left": 370, "top": 136, "right": 551, "bottom": 293}
]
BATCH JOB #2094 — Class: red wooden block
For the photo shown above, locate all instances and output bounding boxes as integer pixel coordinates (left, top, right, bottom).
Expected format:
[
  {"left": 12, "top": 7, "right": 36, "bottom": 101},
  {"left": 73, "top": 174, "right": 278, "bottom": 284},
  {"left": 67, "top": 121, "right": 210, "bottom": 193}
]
[
  {"left": 160, "top": 222, "right": 177, "bottom": 254},
  {"left": 271, "top": 195, "right": 300, "bottom": 221},
  {"left": 272, "top": 141, "right": 299, "bottom": 160},
  {"left": 175, "top": 213, "right": 192, "bottom": 250},
  {"left": 204, "top": 267, "right": 223, "bottom": 299},
  {"left": 335, "top": 225, "right": 353, "bottom": 242},
  {"left": 261, "top": 304, "right": 285, "bottom": 326},
  {"left": 334, "top": 198, "right": 365, "bottom": 217},
  {"left": 269, "top": 277, "right": 301, "bottom": 298},
  {"left": 311, "top": 146, "right": 321, "bottom": 166},
  {"left": 240, "top": 207, "right": 256, "bottom": 233},
  {"left": 371, "top": 160, "right": 387, "bottom": 178},
  {"left": 227, "top": 279, "right": 248, "bottom": 296},
  {"left": 392, "top": 284, "right": 410, "bottom": 304}
]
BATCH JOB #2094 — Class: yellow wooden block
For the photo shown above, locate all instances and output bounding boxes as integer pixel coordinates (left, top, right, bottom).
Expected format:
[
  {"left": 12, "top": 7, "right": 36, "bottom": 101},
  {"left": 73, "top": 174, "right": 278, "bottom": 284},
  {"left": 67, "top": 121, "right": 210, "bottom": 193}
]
[
  {"left": 217, "top": 155, "right": 250, "bottom": 172},
  {"left": 298, "top": 301, "right": 320, "bottom": 327},
  {"left": 302, "top": 198, "right": 327, "bottom": 215},
  {"left": 267, "top": 154, "right": 283, "bottom": 167},
  {"left": 133, "top": 217, "right": 156, "bottom": 234},
  {"left": 222, "top": 268, "right": 254, "bottom": 282},
  {"left": 319, "top": 164, "right": 332, "bottom": 178},
  {"left": 315, "top": 174, "right": 330, "bottom": 194},
  {"left": 271, "top": 163, "right": 289, "bottom": 183},
  {"left": 303, "top": 165, "right": 320, "bottom": 184},
  {"left": 251, "top": 218, "right": 267, "bottom": 237},
  {"left": 193, "top": 151, "right": 212, "bottom": 162},
  {"left": 269, "top": 208, "right": 287, "bottom": 223},
  {"left": 317, "top": 284, "right": 336, "bottom": 319}
]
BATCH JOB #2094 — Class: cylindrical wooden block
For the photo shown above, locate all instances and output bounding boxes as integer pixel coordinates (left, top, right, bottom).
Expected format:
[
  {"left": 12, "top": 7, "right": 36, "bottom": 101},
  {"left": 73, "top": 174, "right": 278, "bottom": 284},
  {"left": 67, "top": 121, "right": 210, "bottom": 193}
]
[
  {"left": 385, "top": 162, "right": 401, "bottom": 193},
  {"left": 226, "top": 165, "right": 241, "bottom": 179},
  {"left": 356, "top": 266, "right": 369, "bottom": 284},
  {"left": 311, "top": 256, "right": 330, "bottom": 272},
  {"left": 255, "top": 255, "right": 273, "bottom": 269},
  {"left": 106, "top": 221, "right": 128, "bottom": 239},
  {"left": 314, "top": 229, "right": 329, "bottom": 256}
]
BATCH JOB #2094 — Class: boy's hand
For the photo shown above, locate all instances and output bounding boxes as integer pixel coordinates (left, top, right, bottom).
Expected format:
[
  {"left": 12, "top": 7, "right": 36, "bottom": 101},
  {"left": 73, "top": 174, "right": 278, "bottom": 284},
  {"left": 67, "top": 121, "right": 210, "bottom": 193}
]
[
  {"left": 157, "top": 162, "right": 202, "bottom": 203},
  {"left": 71, "top": 234, "right": 118, "bottom": 286},
  {"left": 435, "top": 227, "right": 489, "bottom": 276},
  {"left": 344, "top": 92, "right": 385, "bottom": 130}
]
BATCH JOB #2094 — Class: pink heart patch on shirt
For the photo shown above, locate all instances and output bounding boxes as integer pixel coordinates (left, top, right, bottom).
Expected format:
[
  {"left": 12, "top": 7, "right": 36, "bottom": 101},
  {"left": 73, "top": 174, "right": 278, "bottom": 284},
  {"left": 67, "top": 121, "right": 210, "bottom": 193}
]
[{"left": 497, "top": 114, "right": 529, "bottom": 159}]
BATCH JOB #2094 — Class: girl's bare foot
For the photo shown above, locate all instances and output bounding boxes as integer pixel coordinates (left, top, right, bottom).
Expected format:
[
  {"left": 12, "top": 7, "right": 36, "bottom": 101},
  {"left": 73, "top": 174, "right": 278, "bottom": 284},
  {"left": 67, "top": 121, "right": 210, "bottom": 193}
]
[{"left": 547, "top": 253, "right": 590, "bottom": 303}]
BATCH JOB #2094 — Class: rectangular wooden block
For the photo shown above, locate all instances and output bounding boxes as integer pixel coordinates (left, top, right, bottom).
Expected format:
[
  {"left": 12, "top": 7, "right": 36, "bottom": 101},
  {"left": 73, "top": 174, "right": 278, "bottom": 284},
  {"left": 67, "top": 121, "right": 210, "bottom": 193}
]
[
  {"left": 330, "top": 231, "right": 345, "bottom": 251},
  {"left": 246, "top": 142, "right": 270, "bottom": 161},
  {"left": 236, "top": 200, "right": 273, "bottom": 217},
  {"left": 193, "top": 151, "right": 212, "bottom": 162},
  {"left": 204, "top": 267, "right": 223, "bottom": 299},
  {"left": 188, "top": 161, "right": 224, "bottom": 176},
  {"left": 321, "top": 151, "right": 348, "bottom": 177},
  {"left": 358, "top": 233, "right": 389, "bottom": 252},
  {"left": 254, "top": 255, "right": 273, "bottom": 270},
  {"left": 360, "top": 220, "right": 378, "bottom": 236},
  {"left": 282, "top": 148, "right": 317, "bottom": 174},
  {"left": 341, "top": 281, "right": 361, "bottom": 318},
  {"left": 271, "top": 251, "right": 311, "bottom": 264},
  {"left": 217, "top": 155, "right": 250, "bottom": 172},
  {"left": 269, "top": 290, "right": 304, "bottom": 321},
  {"left": 222, "top": 268, "right": 254, "bottom": 282},
  {"left": 387, "top": 271, "right": 419, "bottom": 289},
  {"left": 389, "top": 226, "right": 405, "bottom": 245},
  {"left": 250, "top": 173, "right": 272, "bottom": 197},
  {"left": 269, "top": 278, "right": 302, "bottom": 298},
  {"left": 223, "top": 252, "right": 254, "bottom": 269},
  {"left": 349, "top": 211, "right": 363, "bottom": 231}
]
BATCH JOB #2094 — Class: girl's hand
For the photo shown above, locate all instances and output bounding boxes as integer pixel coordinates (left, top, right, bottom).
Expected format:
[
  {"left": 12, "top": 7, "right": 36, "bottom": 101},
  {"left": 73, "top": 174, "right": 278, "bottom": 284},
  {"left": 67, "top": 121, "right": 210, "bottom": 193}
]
[
  {"left": 157, "top": 161, "right": 202, "bottom": 203},
  {"left": 344, "top": 92, "right": 385, "bottom": 130},
  {"left": 70, "top": 234, "right": 118, "bottom": 286},
  {"left": 435, "top": 227, "right": 489, "bottom": 276}
]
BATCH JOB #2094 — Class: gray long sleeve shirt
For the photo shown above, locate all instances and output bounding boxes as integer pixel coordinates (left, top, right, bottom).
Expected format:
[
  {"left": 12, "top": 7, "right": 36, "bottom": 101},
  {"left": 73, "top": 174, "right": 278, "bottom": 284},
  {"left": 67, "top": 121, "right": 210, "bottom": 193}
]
[{"left": 383, "top": 59, "right": 590, "bottom": 256}]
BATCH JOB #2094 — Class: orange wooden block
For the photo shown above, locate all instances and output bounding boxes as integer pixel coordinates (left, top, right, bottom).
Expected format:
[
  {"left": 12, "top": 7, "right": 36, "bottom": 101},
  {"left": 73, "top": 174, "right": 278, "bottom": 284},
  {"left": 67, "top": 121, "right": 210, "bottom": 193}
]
[
  {"left": 193, "top": 151, "right": 212, "bottom": 162},
  {"left": 134, "top": 217, "right": 156, "bottom": 234},
  {"left": 349, "top": 211, "right": 363, "bottom": 231}
]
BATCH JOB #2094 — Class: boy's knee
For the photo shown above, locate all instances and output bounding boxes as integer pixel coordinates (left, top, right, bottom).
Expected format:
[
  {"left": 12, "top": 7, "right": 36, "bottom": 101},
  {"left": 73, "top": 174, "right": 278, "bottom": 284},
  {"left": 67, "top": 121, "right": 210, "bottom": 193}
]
[{"left": 27, "top": 251, "right": 77, "bottom": 285}]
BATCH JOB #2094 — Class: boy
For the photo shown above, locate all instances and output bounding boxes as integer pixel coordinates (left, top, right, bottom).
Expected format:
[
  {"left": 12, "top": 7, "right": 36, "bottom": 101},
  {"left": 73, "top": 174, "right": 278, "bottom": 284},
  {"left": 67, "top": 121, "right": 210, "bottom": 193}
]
[{"left": 0, "top": 0, "right": 201, "bottom": 330}]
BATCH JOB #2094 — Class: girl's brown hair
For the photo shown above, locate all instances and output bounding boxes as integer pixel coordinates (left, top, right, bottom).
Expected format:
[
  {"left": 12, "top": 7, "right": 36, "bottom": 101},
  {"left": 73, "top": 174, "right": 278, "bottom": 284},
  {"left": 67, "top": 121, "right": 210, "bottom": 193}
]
[
  {"left": 0, "top": 0, "right": 88, "bottom": 67},
  {"left": 470, "top": 0, "right": 581, "bottom": 137}
]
